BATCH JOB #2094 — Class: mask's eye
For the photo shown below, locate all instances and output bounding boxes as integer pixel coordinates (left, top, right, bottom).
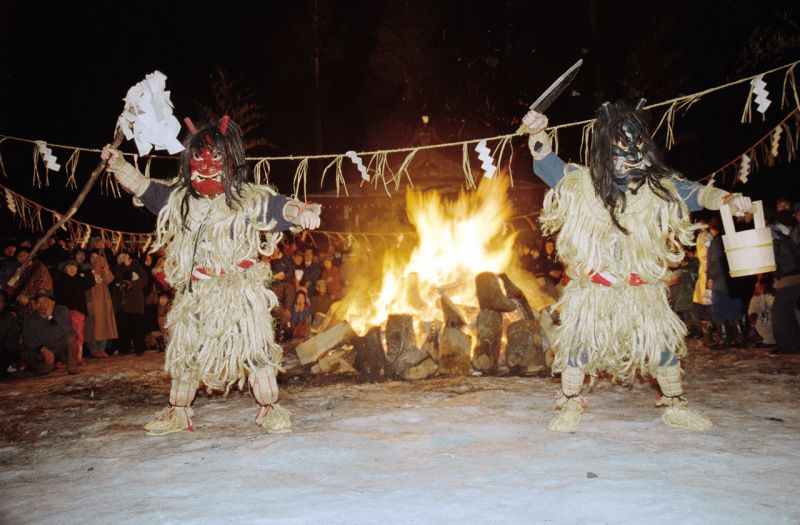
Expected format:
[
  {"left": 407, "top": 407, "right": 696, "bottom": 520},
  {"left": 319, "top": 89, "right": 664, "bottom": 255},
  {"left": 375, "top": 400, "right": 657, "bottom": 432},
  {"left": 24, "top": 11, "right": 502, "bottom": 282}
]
[
  {"left": 212, "top": 153, "right": 223, "bottom": 161},
  {"left": 192, "top": 153, "right": 203, "bottom": 161}
]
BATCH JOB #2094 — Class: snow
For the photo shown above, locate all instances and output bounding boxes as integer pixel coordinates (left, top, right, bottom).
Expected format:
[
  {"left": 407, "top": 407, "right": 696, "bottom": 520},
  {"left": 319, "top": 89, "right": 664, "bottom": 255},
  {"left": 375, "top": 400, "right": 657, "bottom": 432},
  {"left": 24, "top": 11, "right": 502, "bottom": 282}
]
[{"left": 1, "top": 341, "right": 799, "bottom": 525}]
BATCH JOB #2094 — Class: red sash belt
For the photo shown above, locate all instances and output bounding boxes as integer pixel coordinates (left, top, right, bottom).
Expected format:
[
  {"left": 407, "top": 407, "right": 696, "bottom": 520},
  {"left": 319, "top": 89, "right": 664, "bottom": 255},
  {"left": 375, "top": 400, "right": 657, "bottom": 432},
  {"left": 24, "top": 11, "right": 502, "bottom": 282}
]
[
  {"left": 191, "top": 258, "right": 257, "bottom": 281},
  {"left": 589, "top": 271, "right": 645, "bottom": 287}
]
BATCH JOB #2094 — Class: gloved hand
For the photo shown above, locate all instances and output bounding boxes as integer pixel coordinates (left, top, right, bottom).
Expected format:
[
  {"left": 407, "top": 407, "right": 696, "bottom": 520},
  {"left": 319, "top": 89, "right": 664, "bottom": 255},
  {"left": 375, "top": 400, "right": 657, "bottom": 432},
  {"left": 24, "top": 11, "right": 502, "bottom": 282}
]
[
  {"left": 299, "top": 208, "right": 321, "bottom": 230},
  {"left": 724, "top": 193, "right": 752, "bottom": 217},
  {"left": 522, "top": 110, "right": 552, "bottom": 161},
  {"left": 100, "top": 145, "right": 150, "bottom": 196},
  {"left": 521, "top": 110, "right": 548, "bottom": 134},
  {"left": 100, "top": 145, "right": 129, "bottom": 174},
  {"left": 284, "top": 200, "right": 322, "bottom": 230}
]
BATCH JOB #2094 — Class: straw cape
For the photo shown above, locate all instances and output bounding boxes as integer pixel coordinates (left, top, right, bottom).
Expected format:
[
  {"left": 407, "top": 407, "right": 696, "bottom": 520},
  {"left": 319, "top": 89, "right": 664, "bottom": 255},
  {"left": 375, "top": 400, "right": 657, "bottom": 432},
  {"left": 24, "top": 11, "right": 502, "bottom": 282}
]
[
  {"left": 540, "top": 164, "right": 698, "bottom": 382},
  {"left": 153, "top": 183, "right": 285, "bottom": 393}
]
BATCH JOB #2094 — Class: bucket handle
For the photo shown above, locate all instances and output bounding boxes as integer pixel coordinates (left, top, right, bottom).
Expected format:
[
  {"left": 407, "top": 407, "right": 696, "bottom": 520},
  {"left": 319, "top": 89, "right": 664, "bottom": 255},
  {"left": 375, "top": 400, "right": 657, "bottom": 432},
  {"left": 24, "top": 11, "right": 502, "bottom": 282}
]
[{"left": 720, "top": 200, "right": 765, "bottom": 235}]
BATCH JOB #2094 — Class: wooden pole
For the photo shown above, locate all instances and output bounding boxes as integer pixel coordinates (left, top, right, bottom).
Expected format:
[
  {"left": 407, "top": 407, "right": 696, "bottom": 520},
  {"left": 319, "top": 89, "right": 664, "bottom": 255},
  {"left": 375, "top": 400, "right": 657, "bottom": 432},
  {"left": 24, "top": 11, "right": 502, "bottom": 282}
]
[{"left": 7, "top": 129, "right": 125, "bottom": 290}]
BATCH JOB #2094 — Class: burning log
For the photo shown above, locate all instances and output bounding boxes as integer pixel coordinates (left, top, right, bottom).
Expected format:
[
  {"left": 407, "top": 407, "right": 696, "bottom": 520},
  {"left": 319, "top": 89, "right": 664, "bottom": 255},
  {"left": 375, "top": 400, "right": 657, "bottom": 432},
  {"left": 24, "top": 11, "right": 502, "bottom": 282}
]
[
  {"left": 404, "top": 356, "right": 438, "bottom": 380},
  {"left": 505, "top": 319, "right": 546, "bottom": 375},
  {"left": 296, "top": 321, "right": 355, "bottom": 365},
  {"left": 438, "top": 293, "right": 467, "bottom": 328},
  {"left": 475, "top": 272, "right": 516, "bottom": 312},
  {"left": 472, "top": 310, "right": 503, "bottom": 372},
  {"left": 498, "top": 273, "right": 535, "bottom": 320},
  {"left": 419, "top": 320, "right": 442, "bottom": 362},
  {"left": 405, "top": 272, "right": 428, "bottom": 311},
  {"left": 354, "top": 326, "right": 386, "bottom": 380},
  {"left": 385, "top": 314, "right": 416, "bottom": 362},
  {"left": 438, "top": 327, "right": 472, "bottom": 376},
  {"left": 385, "top": 314, "right": 418, "bottom": 376},
  {"left": 394, "top": 347, "right": 437, "bottom": 380},
  {"left": 312, "top": 346, "right": 357, "bottom": 375}
]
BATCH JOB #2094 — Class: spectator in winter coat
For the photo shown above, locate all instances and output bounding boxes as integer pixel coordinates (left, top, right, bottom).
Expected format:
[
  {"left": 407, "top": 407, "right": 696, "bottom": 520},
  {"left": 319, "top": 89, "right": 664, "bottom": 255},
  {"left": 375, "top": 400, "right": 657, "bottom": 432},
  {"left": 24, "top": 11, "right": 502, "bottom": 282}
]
[
  {"left": 748, "top": 276, "right": 776, "bottom": 347},
  {"left": 0, "top": 244, "right": 27, "bottom": 291},
  {"left": 310, "top": 280, "right": 333, "bottom": 316},
  {"left": 706, "top": 217, "right": 742, "bottom": 349},
  {"left": 769, "top": 210, "right": 800, "bottom": 354},
  {"left": 21, "top": 289, "right": 78, "bottom": 375},
  {"left": 84, "top": 250, "right": 117, "bottom": 358},
  {"left": 111, "top": 252, "right": 149, "bottom": 355},
  {"left": 53, "top": 259, "right": 95, "bottom": 365},
  {"left": 13, "top": 251, "right": 52, "bottom": 315},
  {"left": 300, "top": 248, "right": 321, "bottom": 296},
  {"left": 288, "top": 290, "right": 312, "bottom": 339},
  {"left": 0, "top": 291, "right": 27, "bottom": 377},
  {"left": 321, "top": 257, "right": 342, "bottom": 300}
]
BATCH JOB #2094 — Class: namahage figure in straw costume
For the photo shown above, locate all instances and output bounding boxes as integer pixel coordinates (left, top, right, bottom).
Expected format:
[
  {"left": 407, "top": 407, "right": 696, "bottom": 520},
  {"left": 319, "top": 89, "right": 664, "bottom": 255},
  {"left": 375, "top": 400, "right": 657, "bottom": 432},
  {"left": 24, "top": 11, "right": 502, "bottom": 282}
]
[
  {"left": 522, "top": 100, "right": 751, "bottom": 432},
  {"left": 102, "top": 116, "right": 320, "bottom": 435}
]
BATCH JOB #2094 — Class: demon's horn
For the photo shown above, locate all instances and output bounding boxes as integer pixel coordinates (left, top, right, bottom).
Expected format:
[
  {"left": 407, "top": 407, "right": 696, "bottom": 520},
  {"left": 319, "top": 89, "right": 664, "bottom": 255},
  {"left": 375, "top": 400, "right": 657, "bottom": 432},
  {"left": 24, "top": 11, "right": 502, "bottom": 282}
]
[
  {"left": 219, "top": 115, "right": 230, "bottom": 135},
  {"left": 635, "top": 98, "right": 647, "bottom": 110},
  {"left": 184, "top": 117, "right": 198, "bottom": 135},
  {"left": 601, "top": 101, "right": 611, "bottom": 117}
]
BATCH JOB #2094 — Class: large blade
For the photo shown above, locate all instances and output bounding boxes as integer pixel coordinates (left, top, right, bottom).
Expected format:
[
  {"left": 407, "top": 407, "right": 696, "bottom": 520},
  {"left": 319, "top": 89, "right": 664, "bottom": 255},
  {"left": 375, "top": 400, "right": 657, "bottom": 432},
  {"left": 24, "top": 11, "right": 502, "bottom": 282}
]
[{"left": 516, "top": 58, "right": 583, "bottom": 133}]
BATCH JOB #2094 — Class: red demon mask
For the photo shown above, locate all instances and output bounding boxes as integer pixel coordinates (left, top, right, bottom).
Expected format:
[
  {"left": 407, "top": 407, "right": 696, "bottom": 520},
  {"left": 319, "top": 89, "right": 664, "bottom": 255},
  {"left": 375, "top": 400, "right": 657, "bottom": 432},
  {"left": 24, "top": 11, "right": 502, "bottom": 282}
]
[{"left": 189, "top": 144, "right": 226, "bottom": 195}]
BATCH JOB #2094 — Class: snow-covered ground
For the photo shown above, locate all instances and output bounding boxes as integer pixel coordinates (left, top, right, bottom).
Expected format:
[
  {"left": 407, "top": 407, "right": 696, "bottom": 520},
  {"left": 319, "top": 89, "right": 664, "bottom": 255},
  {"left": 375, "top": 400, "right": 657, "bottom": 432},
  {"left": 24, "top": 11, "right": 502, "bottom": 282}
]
[{"left": 1, "top": 340, "right": 798, "bottom": 525}]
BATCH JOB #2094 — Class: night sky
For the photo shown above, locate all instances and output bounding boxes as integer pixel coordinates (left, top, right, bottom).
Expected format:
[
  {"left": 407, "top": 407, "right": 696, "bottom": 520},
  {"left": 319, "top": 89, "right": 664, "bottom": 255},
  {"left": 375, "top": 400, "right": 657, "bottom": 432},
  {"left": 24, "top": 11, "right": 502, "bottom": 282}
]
[{"left": 1, "top": 0, "right": 799, "bottom": 235}]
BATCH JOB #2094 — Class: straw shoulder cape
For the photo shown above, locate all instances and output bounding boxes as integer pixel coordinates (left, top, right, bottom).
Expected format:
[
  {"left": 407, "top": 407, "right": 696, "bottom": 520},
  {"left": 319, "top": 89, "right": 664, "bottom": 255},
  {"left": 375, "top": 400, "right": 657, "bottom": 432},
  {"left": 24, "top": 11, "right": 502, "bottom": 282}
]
[
  {"left": 153, "top": 184, "right": 285, "bottom": 392},
  {"left": 539, "top": 164, "right": 697, "bottom": 382}
]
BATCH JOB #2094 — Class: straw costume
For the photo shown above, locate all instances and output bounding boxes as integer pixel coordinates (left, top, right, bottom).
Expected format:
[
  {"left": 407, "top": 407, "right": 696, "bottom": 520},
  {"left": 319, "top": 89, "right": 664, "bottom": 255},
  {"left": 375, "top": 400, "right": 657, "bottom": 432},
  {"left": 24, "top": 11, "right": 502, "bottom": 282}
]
[
  {"left": 522, "top": 101, "right": 750, "bottom": 432},
  {"left": 102, "top": 116, "right": 320, "bottom": 435}
]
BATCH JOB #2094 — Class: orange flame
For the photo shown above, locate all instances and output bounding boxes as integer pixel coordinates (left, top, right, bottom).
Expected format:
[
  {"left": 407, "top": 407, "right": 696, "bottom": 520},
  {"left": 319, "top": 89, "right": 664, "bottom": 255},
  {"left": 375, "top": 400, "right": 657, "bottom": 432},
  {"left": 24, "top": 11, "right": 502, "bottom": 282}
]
[{"left": 341, "top": 176, "right": 517, "bottom": 335}]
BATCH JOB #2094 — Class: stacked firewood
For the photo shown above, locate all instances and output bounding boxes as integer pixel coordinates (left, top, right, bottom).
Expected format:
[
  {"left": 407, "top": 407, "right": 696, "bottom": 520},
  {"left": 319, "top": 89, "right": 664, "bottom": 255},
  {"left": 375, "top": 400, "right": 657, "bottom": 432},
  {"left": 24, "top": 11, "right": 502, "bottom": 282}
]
[{"left": 292, "top": 272, "right": 552, "bottom": 380}]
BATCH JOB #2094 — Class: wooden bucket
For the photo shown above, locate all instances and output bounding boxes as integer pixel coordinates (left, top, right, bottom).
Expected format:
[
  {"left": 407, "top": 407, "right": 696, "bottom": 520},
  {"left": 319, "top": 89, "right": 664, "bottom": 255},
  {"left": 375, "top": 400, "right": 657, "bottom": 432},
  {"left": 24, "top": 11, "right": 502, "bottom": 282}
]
[{"left": 720, "top": 200, "right": 776, "bottom": 277}]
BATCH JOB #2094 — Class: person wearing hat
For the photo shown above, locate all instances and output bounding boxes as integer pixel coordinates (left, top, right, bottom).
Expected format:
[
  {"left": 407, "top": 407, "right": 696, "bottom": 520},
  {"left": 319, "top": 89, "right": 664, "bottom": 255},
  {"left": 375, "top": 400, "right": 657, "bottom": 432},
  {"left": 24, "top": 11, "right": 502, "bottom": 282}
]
[
  {"left": 54, "top": 259, "right": 95, "bottom": 365},
  {"left": 21, "top": 289, "right": 78, "bottom": 375}
]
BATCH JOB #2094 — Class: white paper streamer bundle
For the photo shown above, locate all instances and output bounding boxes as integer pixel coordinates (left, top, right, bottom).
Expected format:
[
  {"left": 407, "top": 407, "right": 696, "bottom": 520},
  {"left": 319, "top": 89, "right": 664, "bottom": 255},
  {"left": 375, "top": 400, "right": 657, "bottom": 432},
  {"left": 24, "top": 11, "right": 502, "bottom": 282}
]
[
  {"left": 751, "top": 74, "right": 771, "bottom": 115},
  {"left": 475, "top": 139, "right": 497, "bottom": 179},
  {"left": 738, "top": 153, "right": 751, "bottom": 183},
  {"left": 34, "top": 140, "right": 61, "bottom": 171},
  {"left": 345, "top": 150, "right": 370, "bottom": 181},
  {"left": 117, "top": 71, "right": 184, "bottom": 156}
]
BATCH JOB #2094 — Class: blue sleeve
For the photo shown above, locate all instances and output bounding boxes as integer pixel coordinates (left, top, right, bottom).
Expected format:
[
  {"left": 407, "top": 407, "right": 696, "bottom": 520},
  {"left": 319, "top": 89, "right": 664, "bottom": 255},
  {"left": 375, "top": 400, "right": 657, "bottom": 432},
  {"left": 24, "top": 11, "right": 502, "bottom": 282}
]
[
  {"left": 673, "top": 179, "right": 704, "bottom": 212},
  {"left": 259, "top": 193, "right": 295, "bottom": 232},
  {"left": 139, "top": 182, "right": 176, "bottom": 215},
  {"left": 532, "top": 153, "right": 566, "bottom": 188}
]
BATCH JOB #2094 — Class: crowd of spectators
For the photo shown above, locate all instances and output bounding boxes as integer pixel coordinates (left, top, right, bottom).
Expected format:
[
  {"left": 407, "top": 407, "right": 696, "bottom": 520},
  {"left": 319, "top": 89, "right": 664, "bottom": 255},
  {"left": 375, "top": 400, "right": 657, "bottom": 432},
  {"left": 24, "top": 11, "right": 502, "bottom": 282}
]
[
  {"left": 0, "top": 231, "right": 348, "bottom": 379},
  {"left": 268, "top": 233, "right": 343, "bottom": 342},
  {"left": 0, "top": 235, "right": 173, "bottom": 378},
  {"left": 663, "top": 197, "right": 800, "bottom": 354}
]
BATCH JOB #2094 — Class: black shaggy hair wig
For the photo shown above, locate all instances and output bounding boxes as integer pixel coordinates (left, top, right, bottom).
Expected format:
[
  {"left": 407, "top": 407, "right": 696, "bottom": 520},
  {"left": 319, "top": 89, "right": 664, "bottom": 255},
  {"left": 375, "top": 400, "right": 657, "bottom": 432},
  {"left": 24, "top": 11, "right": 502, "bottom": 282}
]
[
  {"left": 589, "top": 100, "right": 680, "bottom": 234},
  {"left": 178, "top": 117, "right": 249, "bottom": 228}
]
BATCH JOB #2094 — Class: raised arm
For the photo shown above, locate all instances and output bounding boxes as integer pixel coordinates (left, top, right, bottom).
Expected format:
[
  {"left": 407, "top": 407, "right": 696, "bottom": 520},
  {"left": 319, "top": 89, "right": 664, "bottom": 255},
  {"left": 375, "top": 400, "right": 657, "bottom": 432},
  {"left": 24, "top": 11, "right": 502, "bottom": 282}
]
[
  {"left": 100, "top": 145, "right": 175, "bottom": 214},
  {"left": 522, "top": 110, "right": 566, "bottom": 188}
]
